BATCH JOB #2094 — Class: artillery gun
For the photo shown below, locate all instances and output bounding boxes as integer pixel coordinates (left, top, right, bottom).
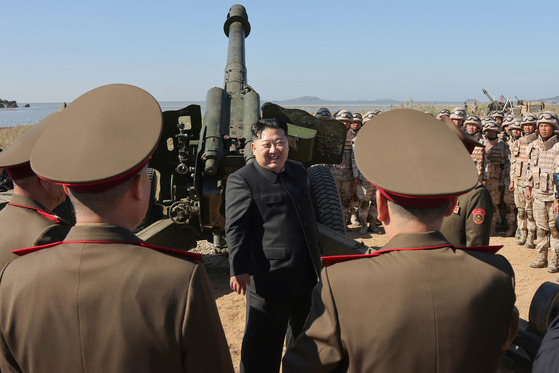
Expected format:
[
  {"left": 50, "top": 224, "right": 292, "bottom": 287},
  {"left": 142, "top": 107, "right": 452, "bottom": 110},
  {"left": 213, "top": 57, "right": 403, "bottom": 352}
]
[
  {"left": 138, "top": 4, "right": 363, "bottom": 255},
  {"left": 482, "top": 89, "right": 506, "bottom": 114}
]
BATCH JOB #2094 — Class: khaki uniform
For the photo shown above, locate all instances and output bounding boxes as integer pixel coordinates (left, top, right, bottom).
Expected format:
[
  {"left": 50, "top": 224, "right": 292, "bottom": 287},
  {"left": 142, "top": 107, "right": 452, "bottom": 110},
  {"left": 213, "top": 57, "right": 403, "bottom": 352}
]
[
  {"left": 482, "top": 137, "right": 511, "bottom": 233},
  {"left": 0, "top": 194, "right": 70, "bottom": 268},
  {"left": 526, "top": 135, "right": 559, "bottom": 266},
  {"left": 470, "top": 132, "right": 485, "bottom": 181},
  {"left": 511, "top": 133, "right": 538, "bottom": 243},
  {"left": 0, "top": 224, "right": 234, "bottom": 373},
  {"left": 283, "top": 232, "right": 518, "bottom": 373},
  {"left": 441, "top": 182, "right": 493, "bottom": 247},
  {"left": 330, "top": 129, "right": 357, "bottom": 221}
]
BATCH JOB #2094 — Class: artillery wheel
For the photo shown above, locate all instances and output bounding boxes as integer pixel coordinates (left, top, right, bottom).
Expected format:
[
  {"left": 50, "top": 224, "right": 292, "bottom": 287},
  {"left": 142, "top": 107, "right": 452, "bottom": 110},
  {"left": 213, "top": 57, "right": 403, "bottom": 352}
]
[
  {"left": 307, "top": 165, "right": 345, "bottom": 234},
  {"left": 529, "top": 281, "right": 559, "bottom": 335}
]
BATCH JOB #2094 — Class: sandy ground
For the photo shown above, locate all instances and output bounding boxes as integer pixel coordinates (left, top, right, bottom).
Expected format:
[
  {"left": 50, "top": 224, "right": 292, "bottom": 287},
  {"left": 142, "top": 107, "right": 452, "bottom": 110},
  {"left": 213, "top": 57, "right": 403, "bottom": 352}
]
[{"left": 202, "top": 229, "right": 557, "bottom": 372}]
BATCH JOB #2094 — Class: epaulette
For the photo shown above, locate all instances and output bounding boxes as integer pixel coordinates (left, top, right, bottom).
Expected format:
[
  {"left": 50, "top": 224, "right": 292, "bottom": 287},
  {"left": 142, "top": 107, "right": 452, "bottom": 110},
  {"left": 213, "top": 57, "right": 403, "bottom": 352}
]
[
  {"left": 13, "top": 240, "right": 204, "bottom": 263},
  {"left": 8, "top": 202, "right": 69, "bottom": 225},
  {"left": 321, "top": 244, "right": 503, "bottom": 267}
]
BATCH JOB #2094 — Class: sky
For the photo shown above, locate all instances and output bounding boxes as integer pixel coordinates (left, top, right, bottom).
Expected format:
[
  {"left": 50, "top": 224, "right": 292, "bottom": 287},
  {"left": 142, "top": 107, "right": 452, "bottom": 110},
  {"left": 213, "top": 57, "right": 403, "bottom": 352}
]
[{"left": 2, "top": 0, "right": 557, "bottom": 103}]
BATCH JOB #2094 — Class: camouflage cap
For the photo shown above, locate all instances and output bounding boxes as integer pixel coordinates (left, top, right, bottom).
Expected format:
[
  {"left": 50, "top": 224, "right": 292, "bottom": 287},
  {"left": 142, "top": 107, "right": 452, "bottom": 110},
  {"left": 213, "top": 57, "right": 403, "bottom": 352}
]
[
  {"left": 502, "top": 116, "right": 515, "bottom": 128},
  {"left": 449, "top": 107, "right": 466, "bottom": 120},
  {"left": 509, "top": 120, "right": 522, "bottom": 131},
  {"left": 521, "top": 113, "right": 538, "bottom": 125},
  {"left": 315, "top": 107, "right": 331, "bottom": 119},
  {"left": 352, "top": 112, "right": 363, "bottom": 122},
  {"left": 481, "top": 116, "right": 495, "bottom": 127},
  {"left": 537, "top": 111, "right": 559, "bottom": 128},
  {"left": 30, "top": 84, "right": 163, "bottom": 193},
  {"left": 482, "top": 121, "right": 502, "bottom": 134},
  {"left": 0, "top": 104, "right": 66, "bottom": 180},
  {"left": 464, "top": 115, "right": 482, "bottom": 129},
  {"left": 354, "top": 109, "right": 478, "bottom": 208},
  {"left": 335, "top": 109, "right": 353, "bottom": 121},
  {"left": 363, "top": 111, "right": 377, "bottom": 122},
  {"left": 490, "top": 110, "right": 504, "bottom": 119},
  {"left": 440, "top": 116, "right": 484, "bottom": 154}
]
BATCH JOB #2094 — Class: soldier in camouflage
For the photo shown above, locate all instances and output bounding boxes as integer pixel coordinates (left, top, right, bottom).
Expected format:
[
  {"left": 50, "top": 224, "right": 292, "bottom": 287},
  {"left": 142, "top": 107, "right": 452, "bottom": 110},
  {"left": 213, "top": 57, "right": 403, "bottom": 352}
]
[
  {"left": 450, "top": 107, "right": 467, "bottom": 129},
  {"left": 482, "top": 121, "right": 511, "bottom": 235},
  {"left": 510, "top": 115, "right": 538, "bottom": 247},
  {"left": 314, "top": 107, "right": 331, "bottom": 119},
  {"left": 464, "top": 115, "right": 485, "bottom": 181},
  {"left": 436, "top": 108, "right": 451, "bottom": 120},
  {"left": 526, "top": 111, "right": 559, "bottom": 272},
  {"left": 330, "top": 110, "right": 356, "bottom": 225}
]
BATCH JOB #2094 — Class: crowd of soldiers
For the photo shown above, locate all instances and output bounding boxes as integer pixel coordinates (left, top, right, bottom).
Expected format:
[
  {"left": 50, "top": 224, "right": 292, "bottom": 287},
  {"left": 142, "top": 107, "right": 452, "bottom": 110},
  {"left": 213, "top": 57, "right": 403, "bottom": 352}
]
[
  {"left": 317, "top": 105, "right": 559, "bottom": 276},
  {"left": 314, "top": 107, "right": 383, "bottom": 234}
]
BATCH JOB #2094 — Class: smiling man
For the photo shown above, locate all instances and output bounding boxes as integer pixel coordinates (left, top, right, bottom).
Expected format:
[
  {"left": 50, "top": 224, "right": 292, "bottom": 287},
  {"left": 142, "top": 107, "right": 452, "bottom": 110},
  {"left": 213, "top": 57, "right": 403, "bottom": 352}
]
[{"left": 225, "top": 118, "right": 322, "bottom": 373}]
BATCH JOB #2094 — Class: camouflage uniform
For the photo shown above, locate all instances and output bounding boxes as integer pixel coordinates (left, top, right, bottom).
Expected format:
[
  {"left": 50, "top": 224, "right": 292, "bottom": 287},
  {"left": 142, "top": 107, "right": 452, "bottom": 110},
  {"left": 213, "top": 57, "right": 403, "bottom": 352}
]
[
  {"left": 482, "top": 125, "right": 511, "bottom": 235},
  {"left": 470, "top": 132, "right": 485, "bottom": 181},
  {"left": 527, "top": 111, "right": 559, "bottom": 272},
  {"left": 351, "top": 147, "right": 379, "bottom": 234},
  {"left": 510, "top": 132, "right": 538, "bottom": 246},
  {"left": 330, "top": 110, "right": 355, "bottom": 223}
]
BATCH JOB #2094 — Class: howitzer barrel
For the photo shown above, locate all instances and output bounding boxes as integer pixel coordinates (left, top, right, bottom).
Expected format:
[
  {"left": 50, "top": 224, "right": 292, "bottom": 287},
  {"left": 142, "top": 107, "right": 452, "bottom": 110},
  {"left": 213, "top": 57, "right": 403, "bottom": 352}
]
[
  {"left": 224, "top": 4, "right": 251, "bottom": 95},
  {"left": 482, "top": 89, "right": 496, "bottom": 104}
]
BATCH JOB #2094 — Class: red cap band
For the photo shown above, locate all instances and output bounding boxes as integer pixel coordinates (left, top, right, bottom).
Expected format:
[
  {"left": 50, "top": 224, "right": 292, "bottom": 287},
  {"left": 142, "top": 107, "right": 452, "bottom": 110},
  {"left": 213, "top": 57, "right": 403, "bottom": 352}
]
[
  {"left": 377, "top": 186, "right": 453, "bottom": 208},
  {"left": 6, "top": 162, "right": 35, "bottom": 180}
]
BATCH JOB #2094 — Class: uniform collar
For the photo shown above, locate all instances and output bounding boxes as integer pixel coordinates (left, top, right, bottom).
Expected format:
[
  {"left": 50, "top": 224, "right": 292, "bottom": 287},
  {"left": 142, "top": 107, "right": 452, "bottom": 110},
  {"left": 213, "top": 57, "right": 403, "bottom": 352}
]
[
  {"left": 9, "top": 194, "right": 50, "bottom": 212},
  {"left": 65, "top": 223, "right": 142, "bottom": 243},
  {"left": 382, "top": 231, "right": 451, "bottom": 251},
  {"left": 253, "top": 159, "right": 294, "bottom": 183}
]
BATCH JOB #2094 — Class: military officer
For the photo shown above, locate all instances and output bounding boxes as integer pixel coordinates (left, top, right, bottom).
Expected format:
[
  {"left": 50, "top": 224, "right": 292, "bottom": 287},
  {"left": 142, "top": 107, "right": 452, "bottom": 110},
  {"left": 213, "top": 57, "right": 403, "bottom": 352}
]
[
  {"left": 440, "top": 116, "right": 493, "bottom": 247},
  {"left": 0, "top": 109, "right": 70, "bottom": 268},
  {"left": 0, "top": 84, "right": 234, "bottom": 372},
  {"left": 510, "top": 115, "right": 538, "bottom": 247},
  {"left": 282, "top": 109, "right": 518, "bottom": 373},
  {"left": 526, "top": 111, "right": 559, "bottom": 272}
]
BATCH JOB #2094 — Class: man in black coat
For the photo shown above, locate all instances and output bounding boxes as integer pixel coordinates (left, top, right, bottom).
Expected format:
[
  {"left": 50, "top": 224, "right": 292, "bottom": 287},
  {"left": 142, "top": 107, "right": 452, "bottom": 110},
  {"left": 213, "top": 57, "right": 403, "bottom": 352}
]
[{"left": 225, "top": 118, "right": 322, "bottom": 373}]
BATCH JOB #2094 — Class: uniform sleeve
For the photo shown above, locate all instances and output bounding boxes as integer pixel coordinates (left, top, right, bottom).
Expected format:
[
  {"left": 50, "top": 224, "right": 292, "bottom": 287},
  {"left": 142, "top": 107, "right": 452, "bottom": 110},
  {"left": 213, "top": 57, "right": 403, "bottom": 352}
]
[
  {"left": 225, "top": 172, "right": 253, "bottom": 276},
  {"left": 351, "top": 146, "right": 360, "bottom": 179},
  {"left": 282, "top": 268, "right": 345, "bottom": 372},
  {"left": 0, "top": 264, "right": 22, "bottom": 372},
  {"left": 465, "top": 186, "right": 493, "bottom": 246},
  {"left": 182, "top": 264, "right": 234, "bottom": 373},
  {"left": 525, "top": 145, "right": 534, "bottom": 187},
  {"left": 501, "top": 143, "right": 511, "bottom": 186}
]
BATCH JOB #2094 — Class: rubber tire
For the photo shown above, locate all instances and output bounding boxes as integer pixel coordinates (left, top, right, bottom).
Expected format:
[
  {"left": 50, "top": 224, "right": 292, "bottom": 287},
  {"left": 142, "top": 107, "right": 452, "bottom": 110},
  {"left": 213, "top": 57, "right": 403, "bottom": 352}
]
[{"left": 307, "top": 165, "right": 346, "bottom": 234}]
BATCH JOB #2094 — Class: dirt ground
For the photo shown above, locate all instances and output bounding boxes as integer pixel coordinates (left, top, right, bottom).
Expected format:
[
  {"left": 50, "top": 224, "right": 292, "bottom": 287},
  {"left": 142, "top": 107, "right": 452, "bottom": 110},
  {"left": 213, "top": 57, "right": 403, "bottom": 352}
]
[{"left": 202, "top": 229, "right": 557, "bottom": 372}]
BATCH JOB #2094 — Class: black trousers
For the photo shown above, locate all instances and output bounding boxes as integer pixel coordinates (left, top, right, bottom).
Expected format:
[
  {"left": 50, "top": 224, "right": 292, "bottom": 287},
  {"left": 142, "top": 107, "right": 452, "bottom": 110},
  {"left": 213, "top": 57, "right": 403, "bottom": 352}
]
[{"left": 240, "top": 288, "right": 312, "bottom": 373}]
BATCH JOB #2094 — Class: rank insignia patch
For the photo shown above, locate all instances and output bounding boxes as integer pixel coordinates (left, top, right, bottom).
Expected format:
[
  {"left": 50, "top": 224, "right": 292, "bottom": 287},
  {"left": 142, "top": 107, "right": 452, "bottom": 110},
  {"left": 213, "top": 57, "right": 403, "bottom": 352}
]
[
  {"left": 472, "top": 208, "right": 486, "bottom": 225},
  {"left": 453, "top": 202, "right": 460, "bottom": 215}
]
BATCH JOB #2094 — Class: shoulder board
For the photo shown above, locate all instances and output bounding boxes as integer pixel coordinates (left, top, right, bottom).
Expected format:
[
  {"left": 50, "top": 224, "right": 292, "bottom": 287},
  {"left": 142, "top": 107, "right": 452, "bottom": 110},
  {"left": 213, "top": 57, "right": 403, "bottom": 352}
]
[
  {"left": 8, "top": 202, "right": 69, "bottom": 225},
  {"left": 322, "top": 244, "right": 503, "bottom": 267},
  {"left": 13, "top": 240, "right": 204, "bottom": 263},
  {"left": 13, "top": 241, "right": 64, "bottom": 256}
]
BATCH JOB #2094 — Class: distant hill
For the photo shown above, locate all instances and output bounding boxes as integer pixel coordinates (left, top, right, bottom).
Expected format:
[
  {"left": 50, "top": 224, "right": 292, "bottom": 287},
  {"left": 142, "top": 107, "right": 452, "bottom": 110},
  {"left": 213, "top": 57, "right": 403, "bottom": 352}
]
[
  {"left": 540, "top": 96, "right": 559, "bottom": 104},
  {"left": 272, "top": 96, "right": 401, "bottom": 105}
]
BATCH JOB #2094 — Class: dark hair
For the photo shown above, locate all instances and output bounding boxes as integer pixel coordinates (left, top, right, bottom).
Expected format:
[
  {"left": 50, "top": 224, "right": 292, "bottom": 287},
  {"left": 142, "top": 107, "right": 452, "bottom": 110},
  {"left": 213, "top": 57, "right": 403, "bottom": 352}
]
[{"left": 251, "top": 118, "right": 288, "bottom": 139}]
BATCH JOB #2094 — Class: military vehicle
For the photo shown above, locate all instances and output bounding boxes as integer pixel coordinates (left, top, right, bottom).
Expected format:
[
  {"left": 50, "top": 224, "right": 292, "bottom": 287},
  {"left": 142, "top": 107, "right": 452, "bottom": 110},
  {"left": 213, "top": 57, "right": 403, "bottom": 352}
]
[
  {"left": 137, "top": 4, "right": 363, "bottom": 255},
  {"left": 513, "top": 97, "right": 545, "bottom": 117}
]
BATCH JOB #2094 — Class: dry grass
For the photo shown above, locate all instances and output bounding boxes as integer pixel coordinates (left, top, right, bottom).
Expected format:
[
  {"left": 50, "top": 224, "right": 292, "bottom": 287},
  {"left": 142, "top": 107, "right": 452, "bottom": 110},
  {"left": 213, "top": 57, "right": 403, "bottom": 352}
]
[{"left": 0, "top": 125, "right": 33, "bottom": 150}]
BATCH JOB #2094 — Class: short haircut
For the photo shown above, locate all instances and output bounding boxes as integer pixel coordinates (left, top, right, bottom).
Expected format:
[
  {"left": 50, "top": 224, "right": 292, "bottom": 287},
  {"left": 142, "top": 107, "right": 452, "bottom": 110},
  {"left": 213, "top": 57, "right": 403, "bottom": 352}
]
[
  {"left": 388, "top": 199, "right": 451, "bottom": 222},
  {"left": 69, "top": 165, "right": 147, "bottom": 217},
  {"left": 251, "top": 118, "right": 288, "bottom": 139}
]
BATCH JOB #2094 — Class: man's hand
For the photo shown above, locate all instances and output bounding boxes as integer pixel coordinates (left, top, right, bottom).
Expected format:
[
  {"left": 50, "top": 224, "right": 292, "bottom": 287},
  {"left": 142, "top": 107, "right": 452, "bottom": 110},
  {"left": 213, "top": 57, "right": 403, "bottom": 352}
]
[
  {"left": 525, "top": 187, "right": 532, "bottom": 200},
  {"left": 230, "top": 274, "right": 250, "bottom": 295},
  {"left": 508, "top": 181, "right": 514, "bottom": 192},
  {"left": 554, "top": 200, "right": 559, "bottom": 214}
]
